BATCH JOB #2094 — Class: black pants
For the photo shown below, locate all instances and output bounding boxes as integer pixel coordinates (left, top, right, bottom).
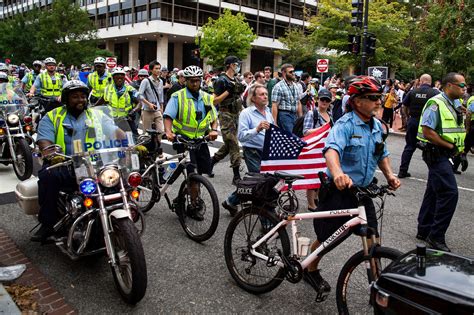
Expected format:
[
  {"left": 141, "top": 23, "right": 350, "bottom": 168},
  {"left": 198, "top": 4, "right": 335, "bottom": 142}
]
[
  {"left": 399, "top": 117, "right": 419, "bottom": 174},
  {"left": 314, "top": 186, "right": 378, "bottom": 243},
  {"left": 382, "top": 107, "right": 394, "bottom": 128}
]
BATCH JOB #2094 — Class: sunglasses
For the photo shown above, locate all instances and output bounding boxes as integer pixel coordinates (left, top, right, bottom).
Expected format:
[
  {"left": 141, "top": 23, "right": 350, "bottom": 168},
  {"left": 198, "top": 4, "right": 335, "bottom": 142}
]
[
  {"left": 288, "top": 70, "right": 294, "bottom": 74},
  {"left": 360, "top": 94, "right": 382, "bottom": 101},
  {"left": 319, "top": 97, "right": 331, "bottom": 102},
  {"left": 454, "top": 82, "right": 466, "bottom": 88}
]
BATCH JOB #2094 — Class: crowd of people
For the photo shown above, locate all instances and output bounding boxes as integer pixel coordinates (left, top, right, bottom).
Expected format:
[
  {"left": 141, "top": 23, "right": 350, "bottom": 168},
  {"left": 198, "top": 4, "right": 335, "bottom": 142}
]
[{"left": 1, "top": 55, "right": 472, "bottom": 299}]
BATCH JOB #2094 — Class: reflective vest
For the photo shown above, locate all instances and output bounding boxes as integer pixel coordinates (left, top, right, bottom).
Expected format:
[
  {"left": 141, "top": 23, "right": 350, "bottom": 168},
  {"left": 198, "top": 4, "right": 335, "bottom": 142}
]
[
  {"left": 417, "top": 94, "right": 466, "bottom": 152},
  {"left": 24, "top": 72, "right": 38, "bottom": 91},
  {"left": 468, "top": 95, "right": 474, "bottom": 121},
  {"left": 47, "top": 106, "right": 103, "bottom": 154},
  {"left": 39, "top": 72, "right": 63, "bottom": 97},
  {"left": 103, "top": 84, "right": 135, "bottom": 118},
  {"left": 88, "top": 71, "right": 112, "bottom": 98},
  {"left": 172, "top": 89, "right": 217, "bottom": 139}
]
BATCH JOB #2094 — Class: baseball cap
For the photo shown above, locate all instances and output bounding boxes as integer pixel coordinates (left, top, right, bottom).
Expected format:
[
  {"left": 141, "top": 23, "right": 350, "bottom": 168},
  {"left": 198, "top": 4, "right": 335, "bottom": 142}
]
[
  {"left": 138, "top": 69, "right": 149, "bottom": 76},
  {"left": 318, "top": 89, "right": 332, "bottom": 100},
  {"left": 328, "top": 83, "right": 338, "bottom": 89},
  {"left": 224, "top": 56, "right": 241, "bottom": 65},
  {"left": 161, "top": 66, "right": 168, "bottom": 72}
]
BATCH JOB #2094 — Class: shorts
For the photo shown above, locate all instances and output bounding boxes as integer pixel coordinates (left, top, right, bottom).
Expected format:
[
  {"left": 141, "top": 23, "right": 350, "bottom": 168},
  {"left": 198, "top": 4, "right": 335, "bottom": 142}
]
[{"left": 313, "top": 186, "right": 378, "bottom": 243}]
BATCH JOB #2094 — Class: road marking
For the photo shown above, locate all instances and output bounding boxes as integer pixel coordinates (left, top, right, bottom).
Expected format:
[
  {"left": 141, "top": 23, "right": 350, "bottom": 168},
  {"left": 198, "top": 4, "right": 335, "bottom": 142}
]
[{"left": 375, "top": 170, "right": 474, "bottom": 192}]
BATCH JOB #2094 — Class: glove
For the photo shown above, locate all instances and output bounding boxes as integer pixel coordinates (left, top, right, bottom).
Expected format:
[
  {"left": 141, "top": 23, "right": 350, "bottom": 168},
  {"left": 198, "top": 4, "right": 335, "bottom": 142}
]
[
  {"left": 449, "top": 145, "right": 459, "bottom": 157},
  {"left": 460, "top": 154, "right": 469, "bottom": 172}
]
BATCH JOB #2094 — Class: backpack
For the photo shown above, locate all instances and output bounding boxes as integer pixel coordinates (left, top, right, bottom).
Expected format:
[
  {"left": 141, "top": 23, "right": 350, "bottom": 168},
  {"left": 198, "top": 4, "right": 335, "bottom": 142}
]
[{"left": 292, "top": 107, "right": 319, "bottom": 138}]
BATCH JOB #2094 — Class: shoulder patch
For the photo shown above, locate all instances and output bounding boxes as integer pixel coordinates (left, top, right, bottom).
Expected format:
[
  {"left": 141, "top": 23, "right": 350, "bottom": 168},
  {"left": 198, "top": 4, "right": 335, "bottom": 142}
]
[{"left": 429, "top": 104, "right": 438, "bottom": 111}]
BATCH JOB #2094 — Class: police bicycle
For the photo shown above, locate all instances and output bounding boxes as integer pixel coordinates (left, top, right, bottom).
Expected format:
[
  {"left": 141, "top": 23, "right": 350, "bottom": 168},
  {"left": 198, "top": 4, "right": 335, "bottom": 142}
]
[
  {"left": 223, "top": 171, "right": 402, "bottom": 315},
  {"left": 135, "top": 134, "right": 219, "bottom": 242}
]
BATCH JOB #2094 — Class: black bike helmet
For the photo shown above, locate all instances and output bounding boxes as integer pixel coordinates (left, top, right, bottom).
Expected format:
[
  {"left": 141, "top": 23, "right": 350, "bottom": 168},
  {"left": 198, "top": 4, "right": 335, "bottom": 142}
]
[{"left": 61, "top": 80, "right": 89, "bottom": 105}]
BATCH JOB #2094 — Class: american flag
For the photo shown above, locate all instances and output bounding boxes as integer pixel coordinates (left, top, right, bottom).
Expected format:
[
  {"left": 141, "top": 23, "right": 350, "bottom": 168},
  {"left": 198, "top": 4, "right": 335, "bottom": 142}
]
[{"left": 260, "top": 123, "right": 330, "bottom": 190}]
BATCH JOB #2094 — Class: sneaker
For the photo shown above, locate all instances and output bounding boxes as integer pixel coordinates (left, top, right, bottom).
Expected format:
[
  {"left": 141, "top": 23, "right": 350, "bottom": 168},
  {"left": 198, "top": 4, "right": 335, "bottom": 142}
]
[
  {"left": 426, "top": 236, "right": 451, "bottom": 252},
  {"left": 187, "top": 200, "right": 205, "bottom": 221},
  {"left": 303, "top": 269, "right": 331, "bottom": 293},
  {"left": 222, "top": 200, "right": 238, "bottom": 217},
  {"left": 398, "top": 171, "right": 411, "bottom": 178},
  {"left": 30, "top": 224, "right": 54, "bottom": 243}
]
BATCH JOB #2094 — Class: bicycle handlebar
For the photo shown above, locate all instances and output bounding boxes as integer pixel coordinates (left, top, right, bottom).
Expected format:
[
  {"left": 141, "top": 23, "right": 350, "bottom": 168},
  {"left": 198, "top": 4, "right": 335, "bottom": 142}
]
[{"left": 173, "top": 135, "right": 210, "bottom": 146}]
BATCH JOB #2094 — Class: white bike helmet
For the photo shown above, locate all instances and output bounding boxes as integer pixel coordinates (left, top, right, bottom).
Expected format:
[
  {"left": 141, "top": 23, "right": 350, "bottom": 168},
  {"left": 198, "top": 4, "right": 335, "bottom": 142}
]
[
  {"left": 112, "top": 67, "right": 126, "bottom": 76},
  {"left": 0, "top": 64, "right": 8, "bottom": 73},
  {"left": 94, "top": 57, "right": 106, "bottom": 65},
  {"left": 183, "top": 65, "right": 203, "bottom": 78},
  {"left": 44, "top": 57, "right": 57, "bottom": 65},
  {"left": 61, "top": 80, "right": 89, "bottom": 105},
  {"left": 0, "top": 72, "right": 8, "bottom": 82},
  {"left": 33, "top": 60, "right": 42, "bottom": 66}
]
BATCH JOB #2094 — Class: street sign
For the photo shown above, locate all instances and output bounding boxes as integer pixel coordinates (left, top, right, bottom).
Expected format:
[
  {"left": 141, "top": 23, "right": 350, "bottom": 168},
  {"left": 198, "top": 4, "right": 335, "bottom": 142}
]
[
  {"left": 106, "top": 57, "right": 117, "bottom": 70},
  {"left": 368, "top": 66, "right": 388, "bottom": 81},
  {"left": 316, "top": 59, "right": 329, "bottom": 73}
]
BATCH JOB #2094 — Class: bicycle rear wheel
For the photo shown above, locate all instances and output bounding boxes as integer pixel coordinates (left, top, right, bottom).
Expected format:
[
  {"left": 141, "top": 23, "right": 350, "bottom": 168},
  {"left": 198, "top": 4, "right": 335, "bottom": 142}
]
[
  {"left": 224, "top": 206, "right": 290, "bottom": 294},
  {"left": 336, "top": 246, "right": 402, "bottom": 315},
  {"left": 176, "top": 173, "right": 219, "bottom": 242}
]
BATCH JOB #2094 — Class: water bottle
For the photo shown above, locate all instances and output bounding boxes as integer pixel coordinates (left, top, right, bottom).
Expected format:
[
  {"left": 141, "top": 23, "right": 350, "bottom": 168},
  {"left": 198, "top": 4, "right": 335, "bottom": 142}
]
[{"left": 163, "top": 162, "right": 177, "bottom": 181}]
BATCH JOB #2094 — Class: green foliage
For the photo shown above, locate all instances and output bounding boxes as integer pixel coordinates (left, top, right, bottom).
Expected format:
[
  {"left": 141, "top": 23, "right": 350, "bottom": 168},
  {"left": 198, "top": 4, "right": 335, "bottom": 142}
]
[
  {"left": 197, "top": 9, "right": 257, "bottom": 68},
  {"left": 0, "top": 0, "right": 105, "bottom": 66}
]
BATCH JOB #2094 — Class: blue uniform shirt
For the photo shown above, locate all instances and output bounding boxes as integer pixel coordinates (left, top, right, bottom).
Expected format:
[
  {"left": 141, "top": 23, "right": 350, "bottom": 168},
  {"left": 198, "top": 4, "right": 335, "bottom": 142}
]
[
  {"left": 37, "top": 109, "right": 116, "bottom": 155},
  {"left": 164, "top": 87, "right": 207, "bottom": 124},
  {"left": 420, "top": 92, "right": 460, "bottom": 133},
  {"left": 324, "top": 111, "right": 389, "bottom": 187},
  {"left": 238, "top": 105, "right": 274, "bottom": 150}
]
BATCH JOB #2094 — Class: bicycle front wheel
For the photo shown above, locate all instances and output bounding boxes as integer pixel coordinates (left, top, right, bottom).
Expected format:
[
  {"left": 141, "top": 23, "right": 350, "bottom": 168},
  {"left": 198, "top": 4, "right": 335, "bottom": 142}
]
[
  {"left": 224, "top": 206, "right": 290, "bottom": 294},
  {"left": 336, "top": 246, "right": 402, "bottom": 315},
  {"left": 136, "top": 167, "right": 158, "bottom": 213},
  {"left": 176, "top": 173, "right": 219, "bottom": 242}
]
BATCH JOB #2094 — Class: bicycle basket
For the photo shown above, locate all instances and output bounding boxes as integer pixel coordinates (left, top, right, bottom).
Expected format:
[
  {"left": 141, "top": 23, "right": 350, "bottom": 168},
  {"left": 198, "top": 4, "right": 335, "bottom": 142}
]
[{"left": 236, "top": 173, "right": 280, "bottom": 204}]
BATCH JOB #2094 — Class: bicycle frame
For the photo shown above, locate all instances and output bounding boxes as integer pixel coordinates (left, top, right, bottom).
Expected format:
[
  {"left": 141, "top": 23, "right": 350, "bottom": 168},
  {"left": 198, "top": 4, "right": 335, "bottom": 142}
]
[{"left": 250, "top": 206, "right": 368, "bottom": 270}]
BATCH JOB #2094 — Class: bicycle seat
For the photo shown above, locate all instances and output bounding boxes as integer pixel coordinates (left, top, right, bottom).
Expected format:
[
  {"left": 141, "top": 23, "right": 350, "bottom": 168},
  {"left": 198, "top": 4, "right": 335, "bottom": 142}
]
[{"left": 274, "top": 171, "right": 305, "bottom": 181}]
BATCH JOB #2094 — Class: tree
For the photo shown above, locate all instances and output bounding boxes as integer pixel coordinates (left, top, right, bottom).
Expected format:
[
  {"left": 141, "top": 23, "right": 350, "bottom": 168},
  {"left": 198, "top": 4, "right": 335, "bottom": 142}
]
[
  {"left": 197, "top": 9, "right": 257, "bottom": 68},
  {"left": 0, "top": 0, "right": 103, "bottom": 66}
]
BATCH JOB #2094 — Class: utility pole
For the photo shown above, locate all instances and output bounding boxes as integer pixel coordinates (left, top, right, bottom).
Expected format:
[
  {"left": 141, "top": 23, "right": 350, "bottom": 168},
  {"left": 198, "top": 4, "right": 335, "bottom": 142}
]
[{"left": 360, "top": 0, "right": 369, "bottom": 75}]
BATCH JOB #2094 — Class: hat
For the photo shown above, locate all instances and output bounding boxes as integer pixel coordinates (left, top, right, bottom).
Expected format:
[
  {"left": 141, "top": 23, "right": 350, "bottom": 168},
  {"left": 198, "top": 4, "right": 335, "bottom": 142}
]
[
  {"left": 161, "top": 66, "right": 168, "bottom": 72},
  {"left": 123, "top": 66, "right": 130, "bottom": 72},
  {"left": 138, "top": 69, "right": 149, "bottom": 76},
  {"left": 328, "top": 83, "right": 338, "bottom": 89},
  {"left": 172, "top": 68, "right": 179, "bottom": 72},
  {"left": 224, "top": 56, "right": 241, "bottom": 65},
  {"left": 318, "top": 89, "right": 332, "bottom": 100}
]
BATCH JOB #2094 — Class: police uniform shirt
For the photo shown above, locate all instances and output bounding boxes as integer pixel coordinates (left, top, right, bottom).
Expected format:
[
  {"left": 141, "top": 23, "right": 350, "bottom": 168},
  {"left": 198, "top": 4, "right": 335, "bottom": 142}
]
[
  {"left": 468, "top": 97, "right": 474, "bottom": 113},
  {"left": 113, "top": 84, "right": 140, "bottom": 102},
  {"left": 37, "top": 110, "right": 117, "bottom": 155},
  {"left": 87, "top": 71, "right": 111, "bottom": 90},
  {"left": 403, "top": 84, "right": 439, "bottom": 120},
  {"left": 164, "top": 87, "right": 207, "bottom": 124},
  {"left": 33, "top": 73, "right": 68, "bottom": 91},
  {"left": 324, "top": 111, "right": 389, "bottom": 187},
  {"left": 420, "top": 92, "right": 462, "bottom": 133}
]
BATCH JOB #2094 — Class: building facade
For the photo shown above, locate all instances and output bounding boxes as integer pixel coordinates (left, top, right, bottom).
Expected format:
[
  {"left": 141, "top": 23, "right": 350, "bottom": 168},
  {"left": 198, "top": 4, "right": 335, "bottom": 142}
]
[{"left": 0, "top": 0, "right": 316, "bottom": 72}]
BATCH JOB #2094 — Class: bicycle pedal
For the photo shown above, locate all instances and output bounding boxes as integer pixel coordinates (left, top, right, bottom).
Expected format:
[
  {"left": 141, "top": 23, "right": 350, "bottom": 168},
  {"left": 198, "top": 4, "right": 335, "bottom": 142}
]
[
  {"left": 266, "top": 255, "right": 278, "bottom": 267},
  {"left": 315, "top": 291, "right": 329, "bottom": 303}
]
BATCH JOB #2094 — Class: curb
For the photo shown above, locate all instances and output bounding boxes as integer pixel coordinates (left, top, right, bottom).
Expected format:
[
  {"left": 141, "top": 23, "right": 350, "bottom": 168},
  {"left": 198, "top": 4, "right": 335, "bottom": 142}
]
[{"left": 0, "top": 229, "right": 76, "bottom": 314}]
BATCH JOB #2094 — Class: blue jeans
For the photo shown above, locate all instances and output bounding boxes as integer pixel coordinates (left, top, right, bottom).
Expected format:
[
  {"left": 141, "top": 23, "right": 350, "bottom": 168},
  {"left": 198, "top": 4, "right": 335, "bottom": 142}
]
[{"left": 277, "top": 110, "right": 297, "bottom": 134}]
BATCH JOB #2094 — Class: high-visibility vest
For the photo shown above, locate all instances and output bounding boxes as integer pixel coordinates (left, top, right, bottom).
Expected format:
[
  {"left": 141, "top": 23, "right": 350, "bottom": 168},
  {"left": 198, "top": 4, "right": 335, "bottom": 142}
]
[
  {"left": 171, "top": 88, "right": 217, "bottom": 139},
  {"left": 47, "top": 106, "right": 103, "bottom": 154},
  {"left": 24, "top": 72, "right": 38, "bottom": 91},
  {"left": 467, "top": 95, "right": 474, "bottom": 121},
  {"left": 39, "top": 72, "right": 63, "bottom": 97},
  {"left": 417, "top": 94, "right": 466, "bottom": 152},
  {"left": 103, "top": 84, "right": 135, "bottom": 118},
  {"left": 88, "top": 71, "right": 112, "bottom": 98}
]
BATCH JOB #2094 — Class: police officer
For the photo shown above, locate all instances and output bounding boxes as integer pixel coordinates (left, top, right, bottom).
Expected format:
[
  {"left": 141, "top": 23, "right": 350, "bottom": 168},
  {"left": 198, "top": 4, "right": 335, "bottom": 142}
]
[
  {"left": 398, "top": 74, "right": 439, "bottom": 178},
  {"left": 163, "top": 65, "right": 218, "bottom": 221},
  {"left": 304, "top": 76, "right": 400, "bottom": 299},
  {"left": 416, "top": 72, "right": 467, "bottom": 252},
  {"left": 211, "top": 56, "right": 245, "bottom": 185},
  {"left": 96, "top": 67, "right": 140, "bottom": 137},
  {"left": 28, "top": 57, "right": 65, "bottom": 112},
  {"left": 0, "top": 64, "right": 16, "bottom": 84},
  {"left": 33, "top": 80, "right": 115, "bottom": 242},
  {"left": 452, "top": 87, "right": 473, "bottom": 173},
  {"left": 87, "top": 57, "right": 112, "bottom": 105},
  {"left": 21, "top": 60, "right": 42, "bottom": 93}
]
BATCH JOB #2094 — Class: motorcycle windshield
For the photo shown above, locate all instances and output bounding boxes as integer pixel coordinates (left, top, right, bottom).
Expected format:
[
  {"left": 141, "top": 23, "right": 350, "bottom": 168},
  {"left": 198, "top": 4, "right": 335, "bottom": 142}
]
[
  {"left": 0, "top": 83, "right": 28, "bottom": 117},
  {"left": 70, "top": 106, "right": 140, "bottom": 182}
]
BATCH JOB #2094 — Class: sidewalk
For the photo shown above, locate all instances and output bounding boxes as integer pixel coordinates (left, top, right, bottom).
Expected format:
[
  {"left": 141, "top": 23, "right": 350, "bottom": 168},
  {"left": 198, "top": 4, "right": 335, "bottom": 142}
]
[{"left": 0, "top": 228, "right": 76, "bottom": 314}]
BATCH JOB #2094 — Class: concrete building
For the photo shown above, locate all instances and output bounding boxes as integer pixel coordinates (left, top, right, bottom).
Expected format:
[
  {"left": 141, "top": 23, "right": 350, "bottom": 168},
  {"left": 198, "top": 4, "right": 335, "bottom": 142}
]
[{"left": 0, "top": 0, "right": 317, "bottom": 72}]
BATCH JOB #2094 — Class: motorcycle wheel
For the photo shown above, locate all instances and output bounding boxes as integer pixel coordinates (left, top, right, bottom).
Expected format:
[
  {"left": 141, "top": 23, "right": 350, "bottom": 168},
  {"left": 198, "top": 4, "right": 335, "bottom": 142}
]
[
  {"left": 13, "top": 138, "right": 33, "bottom": 181},
  {"left": 110, "top": 217, "right": 147, "bottom": 304}
]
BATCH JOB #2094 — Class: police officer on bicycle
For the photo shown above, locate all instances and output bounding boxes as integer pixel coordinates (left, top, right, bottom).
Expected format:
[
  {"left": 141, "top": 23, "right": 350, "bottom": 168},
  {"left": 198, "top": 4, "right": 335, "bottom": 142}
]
[
  {"left": 304, "top": 76, "right": 401, "bottom": 298},
  {"left": 416, "top": 72, "right": 467, "bottom": 252}
]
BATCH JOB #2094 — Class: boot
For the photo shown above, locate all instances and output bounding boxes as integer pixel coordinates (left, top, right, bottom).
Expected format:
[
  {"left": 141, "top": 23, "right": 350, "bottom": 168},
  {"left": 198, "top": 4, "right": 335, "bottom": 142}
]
[
  {"left": 232, "top": 166, "right": 241, "bottom": 186},
  {"left": 208, "top": 157, "right": 217, "bottom": 178}
]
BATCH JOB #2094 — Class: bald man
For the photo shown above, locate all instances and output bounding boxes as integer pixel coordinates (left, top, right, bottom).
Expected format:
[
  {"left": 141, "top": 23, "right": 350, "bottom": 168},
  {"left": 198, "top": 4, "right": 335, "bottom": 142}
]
[{"left": 398, "top": 74, "right": 439, "bottom": 178}]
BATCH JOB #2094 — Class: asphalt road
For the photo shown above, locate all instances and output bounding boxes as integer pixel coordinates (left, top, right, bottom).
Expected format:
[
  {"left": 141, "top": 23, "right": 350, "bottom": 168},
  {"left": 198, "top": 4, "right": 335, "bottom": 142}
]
[{"left": 0, "top": 134, "right": 473, "bottom": 314}]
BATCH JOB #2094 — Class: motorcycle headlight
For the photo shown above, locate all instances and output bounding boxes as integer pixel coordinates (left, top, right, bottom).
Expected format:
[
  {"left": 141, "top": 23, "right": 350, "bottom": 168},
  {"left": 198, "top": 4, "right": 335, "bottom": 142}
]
[
  {"left": 98, "top": 167, "right": 120, "bottom": 188},
  {"left": 7, "top": 114, "right": 19, "bottom": 126}
]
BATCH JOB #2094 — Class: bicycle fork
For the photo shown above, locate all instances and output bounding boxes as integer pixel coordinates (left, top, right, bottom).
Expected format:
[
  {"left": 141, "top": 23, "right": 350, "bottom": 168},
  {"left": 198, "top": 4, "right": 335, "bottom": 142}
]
[{"left": 361, "top": 233, "right": 381, "bottom": 283}]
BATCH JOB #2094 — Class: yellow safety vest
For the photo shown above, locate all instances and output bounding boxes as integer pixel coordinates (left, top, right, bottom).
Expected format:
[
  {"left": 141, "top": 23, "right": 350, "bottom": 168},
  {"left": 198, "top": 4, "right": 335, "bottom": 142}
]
[
  {"left": 24, "top": 72, "right": 38, "bottom": 91},
  {"left": 417, "top": 94, "right": 466, "bottom": 152},
  {"left": 467, "top": 95, "right": 474, "bottom": 121},
  {"left": 103, "top": 84, "right": 135, "bottom": 118},
  {"left": 47, "top": 106, "right": 103, "bottom": 154},
  {"left": 172, "top": 89, "right": 217, "bottom": 139},
  {"left": 39, "top": 72, "right": 63, "bottom": 97},
  {"left": 88, "top": 71, "right": 112, "bottom": 98}
]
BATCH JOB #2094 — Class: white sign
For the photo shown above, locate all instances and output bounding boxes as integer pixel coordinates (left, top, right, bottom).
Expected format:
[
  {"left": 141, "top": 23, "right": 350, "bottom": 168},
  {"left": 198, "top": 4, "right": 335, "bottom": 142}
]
[
  {"left": 316, "top": 59, "right": 329, "bottom": 73},
  {"left": 368, "top": 66, "right": 388, "bottom": 81}
]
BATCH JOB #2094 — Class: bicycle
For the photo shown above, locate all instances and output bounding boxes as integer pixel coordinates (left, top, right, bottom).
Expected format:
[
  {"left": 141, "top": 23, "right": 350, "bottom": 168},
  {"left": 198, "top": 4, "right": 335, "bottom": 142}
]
[
  {"left": 223, "top": 171, "right": 402, "bottom": 315},
  {"left": 135, "top": 134, "right": 219, "bottom": 242}
]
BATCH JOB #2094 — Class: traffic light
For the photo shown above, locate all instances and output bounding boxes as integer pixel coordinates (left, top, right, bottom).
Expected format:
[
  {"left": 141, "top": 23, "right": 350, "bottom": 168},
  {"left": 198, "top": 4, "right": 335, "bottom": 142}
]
[
  {"left": 366, "top": 33, "right": 376, "bottom": 55},
  {"left": 351, "top": 0, "right": 364, "bottom": 28},
  {"left": 348, "top": 34, "right": 361, "bottom": 54}
]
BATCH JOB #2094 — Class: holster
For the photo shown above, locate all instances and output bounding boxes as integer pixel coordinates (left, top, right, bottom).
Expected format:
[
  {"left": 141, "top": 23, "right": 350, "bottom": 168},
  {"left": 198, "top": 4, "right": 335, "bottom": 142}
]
[{"left": 421, "top": 144, "right": 441, "bottom": 166}]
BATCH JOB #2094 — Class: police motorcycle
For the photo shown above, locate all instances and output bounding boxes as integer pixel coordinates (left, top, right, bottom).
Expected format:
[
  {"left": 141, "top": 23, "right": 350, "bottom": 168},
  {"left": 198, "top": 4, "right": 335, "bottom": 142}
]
[
  {"left": 0, "top": 82, "right": 34, "bottom": 180},
  {"left": 15, "top": 106, "right": 147, "bottom": 304}
]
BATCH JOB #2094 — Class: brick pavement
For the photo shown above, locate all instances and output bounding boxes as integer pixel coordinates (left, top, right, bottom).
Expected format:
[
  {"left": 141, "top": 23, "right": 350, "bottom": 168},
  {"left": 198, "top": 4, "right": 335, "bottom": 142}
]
[{"left": 0, "top": 228, "right": 76, "bottom": 315}]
